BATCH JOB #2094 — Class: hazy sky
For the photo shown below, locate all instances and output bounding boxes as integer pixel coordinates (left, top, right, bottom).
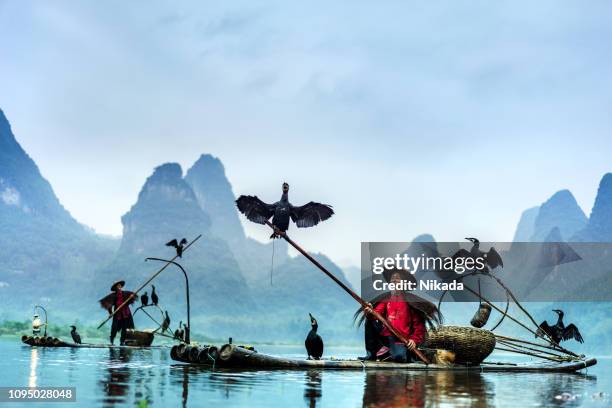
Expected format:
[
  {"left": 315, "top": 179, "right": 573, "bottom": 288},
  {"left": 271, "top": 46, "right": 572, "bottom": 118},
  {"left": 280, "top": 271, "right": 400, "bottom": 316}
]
[{"left": 1, "top": 1, "right": 611, "bottom": 266}]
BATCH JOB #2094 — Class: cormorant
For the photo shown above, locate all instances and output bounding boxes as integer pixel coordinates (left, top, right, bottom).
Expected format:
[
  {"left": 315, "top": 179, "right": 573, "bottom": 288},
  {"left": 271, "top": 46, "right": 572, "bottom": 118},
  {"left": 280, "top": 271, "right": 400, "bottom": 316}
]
[
  {"left": 537, "top": 309, "right": 583, "bottom": 344},
  {"left": 70, "top": 325, "right": 82, "bottom": 344},
  {"left": 151, "top": 285, "right": 159, "bottom": 306},
  {"left": 236, "top": 183, "right": 334, "bottom": 238},
  {"left": 161, "top": 311, "right": 171, "bottom": 334},
  {"left": 452, "top": 237, "right": 503, "bottom": 273},
  {"left": 140, "top": 291, "right": 149, "bottom": 307},
  {"left": 166, "top": 238, "right": 188, "bottom": 257},
  {"left": 174, "top": 321, "right": 184, "bottom": 341},
  {"left": 305, "top": 313, "right": 324, "bottom": 360}
]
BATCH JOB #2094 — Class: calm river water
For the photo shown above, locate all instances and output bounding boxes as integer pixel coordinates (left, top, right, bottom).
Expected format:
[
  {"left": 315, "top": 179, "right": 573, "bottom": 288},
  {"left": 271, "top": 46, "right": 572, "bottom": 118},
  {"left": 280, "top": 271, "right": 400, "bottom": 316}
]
[{"left": 1, "top": 339, "right": 610, "bottom": 407}]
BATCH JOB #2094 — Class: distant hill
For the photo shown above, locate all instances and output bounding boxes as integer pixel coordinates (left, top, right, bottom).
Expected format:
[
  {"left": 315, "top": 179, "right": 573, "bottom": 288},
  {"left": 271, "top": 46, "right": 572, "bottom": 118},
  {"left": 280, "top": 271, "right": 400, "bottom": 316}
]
[{"left": 0, "top": 109, "right": 118, "bottom": 321}]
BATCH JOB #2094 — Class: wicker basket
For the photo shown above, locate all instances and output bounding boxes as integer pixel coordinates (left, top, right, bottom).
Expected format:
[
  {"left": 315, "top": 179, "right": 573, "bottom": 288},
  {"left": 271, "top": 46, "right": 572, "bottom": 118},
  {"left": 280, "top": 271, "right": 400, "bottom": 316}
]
[
  {"left": 124, "top": 329, "right": 154, "bottom": 346},
  {"left": 424, "top": 325, "right": 495, "bottom": 365}
]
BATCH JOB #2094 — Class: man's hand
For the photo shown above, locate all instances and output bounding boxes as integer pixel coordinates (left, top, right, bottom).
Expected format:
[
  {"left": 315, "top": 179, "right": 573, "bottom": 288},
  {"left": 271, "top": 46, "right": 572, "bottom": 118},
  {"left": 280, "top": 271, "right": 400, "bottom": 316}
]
[
  {"left": 406, "top": 339, "right": 416, "bottom": 351},
  {"left": 363, "top": 303, "right": 374, "bottom": 316}
]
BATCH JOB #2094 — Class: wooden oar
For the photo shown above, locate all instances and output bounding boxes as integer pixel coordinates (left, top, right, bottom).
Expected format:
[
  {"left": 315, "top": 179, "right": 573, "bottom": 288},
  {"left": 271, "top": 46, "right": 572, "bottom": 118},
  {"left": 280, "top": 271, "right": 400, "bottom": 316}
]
[
  {"left": 265, "top": 221, "right": 430, "bottom": 364},
  {"left": 96, "top": 234, "right": 202, "bottom": 329}
]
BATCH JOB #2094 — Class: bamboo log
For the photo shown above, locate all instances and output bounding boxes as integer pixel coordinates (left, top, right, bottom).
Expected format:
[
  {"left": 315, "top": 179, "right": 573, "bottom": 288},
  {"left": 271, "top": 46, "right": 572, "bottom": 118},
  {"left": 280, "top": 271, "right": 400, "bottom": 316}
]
[
  {"left": 188, "top": 346, "right": 200, "bottom": 363},
  {"left": 265, "top": 221, "right": 430, "bottom": 364},
  {"left": 494, "top": 334, "right": 579, "bottom": 357}
]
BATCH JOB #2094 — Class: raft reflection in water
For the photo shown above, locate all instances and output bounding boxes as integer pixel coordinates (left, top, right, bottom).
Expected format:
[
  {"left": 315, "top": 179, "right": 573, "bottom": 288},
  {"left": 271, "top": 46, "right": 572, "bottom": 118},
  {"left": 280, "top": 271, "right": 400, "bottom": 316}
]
[{"left": 362, "top": 370, "right": 493, "bottom": 408}]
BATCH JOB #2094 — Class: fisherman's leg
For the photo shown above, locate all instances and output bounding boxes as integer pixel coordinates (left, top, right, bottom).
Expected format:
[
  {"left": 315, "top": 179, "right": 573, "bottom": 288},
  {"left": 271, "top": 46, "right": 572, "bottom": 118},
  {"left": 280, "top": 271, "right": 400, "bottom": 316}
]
[
  {"left": 362, "top": 320, "right": 385, "bottom": 360},
  {"left": 119, "top": 320, "right": 128, "bottom": 345},
  {"left": 110, "top": 320, "right": 119, "bottom": 345},
  {"left": 387, "top": 337, "right": 408, "bottom": 363}
]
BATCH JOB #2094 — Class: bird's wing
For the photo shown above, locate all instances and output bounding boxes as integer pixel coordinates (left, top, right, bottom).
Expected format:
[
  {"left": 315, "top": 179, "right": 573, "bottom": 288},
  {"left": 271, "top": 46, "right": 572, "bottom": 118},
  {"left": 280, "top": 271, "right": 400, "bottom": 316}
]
[
  {"left": 290, "top": 202, "right": 334, "bottom": 228},
  {"left": 536, "top": 321, "right": 551, "bottom": 338},
  {"left": 486, "top": 247, "right": 504, "bottom": 268},
  {"left": 236, "top": 195, "right": 275, "bottom": 224},
  {"left": 563, "top": 324, "right": 584, "bottom": 343},
  {"left": 452, "top": 248, "right": 472, "bottom": 261},
  {"left": 166, "top": 239, "right": 178, "bottom": 248},
  {"left": 179, "top": 238, "right": 188, "bottom": 245}
]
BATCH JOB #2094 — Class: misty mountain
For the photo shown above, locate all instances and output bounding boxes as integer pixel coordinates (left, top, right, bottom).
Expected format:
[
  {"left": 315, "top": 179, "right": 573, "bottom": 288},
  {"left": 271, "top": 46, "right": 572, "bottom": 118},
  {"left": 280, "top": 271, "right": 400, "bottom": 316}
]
[
  {"left": 512, "top": 206, "right": 539, "bottom": 242},
  {"left": 572, "top": 173, "right": 612, "bottom": 242},
  {"left": 530, "top": 190, "right": 587, "bottom": 241},
  {"left": 0, "top": 109, "right": 117, "bottom": 320}
]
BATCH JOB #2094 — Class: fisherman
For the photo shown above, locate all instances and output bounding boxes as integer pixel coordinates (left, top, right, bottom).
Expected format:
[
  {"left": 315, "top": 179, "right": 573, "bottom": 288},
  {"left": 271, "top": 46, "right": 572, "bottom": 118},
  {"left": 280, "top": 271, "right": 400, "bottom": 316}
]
[
  {"left": 99, "top": 280, "right": 136, "bottom": 345},
  {"left": 361, "top": 269, "right": 441, "bottom": 362}
]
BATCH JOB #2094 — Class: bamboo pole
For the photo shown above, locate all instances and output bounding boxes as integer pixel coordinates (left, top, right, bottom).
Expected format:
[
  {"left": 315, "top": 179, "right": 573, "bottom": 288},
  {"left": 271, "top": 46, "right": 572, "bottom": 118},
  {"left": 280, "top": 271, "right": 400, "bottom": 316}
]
[
  {"left": 264, "top": 221, "right": 430, "bottom": 364},
  {"left": 497, "top": 339, "right": 568, "bottom": 359},
  {"left": 97, "top": 235, "right": 202, "bottom": 329},
  {"left": 494, "top": 334, "right": 579, "bottom": 357},
  {"left": 494, "top": 346, "right": 566, "bottom": 362}
]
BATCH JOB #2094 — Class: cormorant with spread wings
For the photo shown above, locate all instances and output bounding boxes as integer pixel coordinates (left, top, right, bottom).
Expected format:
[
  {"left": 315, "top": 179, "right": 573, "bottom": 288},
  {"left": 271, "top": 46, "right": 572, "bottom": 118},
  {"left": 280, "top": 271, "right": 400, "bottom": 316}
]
[
  {"left": 536, "top": 309, "right": 583, "bottom": 344},
  {"left": 452, "top": 237, "right": 504, "bottom": 273},
  {"left": 236, "top": 183, "right": 334, "bottom": 238}
]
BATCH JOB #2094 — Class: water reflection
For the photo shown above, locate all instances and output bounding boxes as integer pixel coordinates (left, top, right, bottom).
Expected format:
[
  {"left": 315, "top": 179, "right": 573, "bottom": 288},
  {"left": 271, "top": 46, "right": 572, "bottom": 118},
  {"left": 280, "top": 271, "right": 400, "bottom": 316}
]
[
  {"left": 28, "top": 348, "right": 38, "bottom": 388},
  {"left": 533, "top": 373, "right": 597, "bottom": 407},
  {"left": 303, "top": 370, "right": 322, "bottom": 408},
  {"left": 362, "top": 370, "right": 494, "bottom": 408},
  {"left": 99, "top": 348, "right": 133, "bottom": 407}
]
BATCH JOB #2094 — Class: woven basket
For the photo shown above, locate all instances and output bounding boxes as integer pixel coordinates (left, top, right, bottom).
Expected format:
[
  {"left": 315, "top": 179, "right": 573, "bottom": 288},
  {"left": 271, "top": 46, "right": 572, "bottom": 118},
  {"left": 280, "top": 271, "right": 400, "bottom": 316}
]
[{"left": 424, "top": 325, "right": 496, "bottom": 365}]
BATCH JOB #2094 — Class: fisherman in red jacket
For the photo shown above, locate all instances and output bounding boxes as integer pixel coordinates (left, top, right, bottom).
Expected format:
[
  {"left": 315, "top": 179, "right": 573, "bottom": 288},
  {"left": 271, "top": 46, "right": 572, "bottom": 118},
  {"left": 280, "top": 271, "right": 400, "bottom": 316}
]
[
  {"left": 361, "top": 269, "right": 440, "bottom": 362},
  {"left": 99, "top": 280, "right": 136, "bottom": 345}
]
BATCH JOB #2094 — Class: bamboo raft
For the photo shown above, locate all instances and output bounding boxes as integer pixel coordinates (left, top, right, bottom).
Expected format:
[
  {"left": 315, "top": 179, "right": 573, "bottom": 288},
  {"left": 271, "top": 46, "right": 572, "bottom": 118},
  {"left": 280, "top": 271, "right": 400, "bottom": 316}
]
[
  {"left": 170, "top": 343, "right": 597, "bottom": 373},
  {"left": 21, "top": 332, "right": 159, "bottom": 349}
]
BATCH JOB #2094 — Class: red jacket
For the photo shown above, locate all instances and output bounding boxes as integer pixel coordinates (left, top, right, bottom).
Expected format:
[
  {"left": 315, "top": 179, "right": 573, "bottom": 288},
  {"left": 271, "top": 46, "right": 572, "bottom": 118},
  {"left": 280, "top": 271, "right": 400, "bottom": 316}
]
[{"left": 372, "top": 294, "right": 426, "bottom": 344}]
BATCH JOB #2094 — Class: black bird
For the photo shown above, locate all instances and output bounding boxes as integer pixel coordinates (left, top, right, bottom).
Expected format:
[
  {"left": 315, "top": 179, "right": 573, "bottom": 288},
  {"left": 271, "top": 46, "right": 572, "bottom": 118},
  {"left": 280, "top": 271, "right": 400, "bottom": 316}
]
[
  {"left": 151, "top": 285, "right": 159, "bottom": 306},
  {"left": 161, "top": 311, "right": 171, "bottom": 334},
  {"left": 236, "top": 183, "right": 334, "bottom": 238},
  {"left": 452, "top": 237, "right": 504, "bottom": 273},
  {"left": 70, "top": 325, "right": 82, "bottom": 344},
  {"left": 537, "top": 309, "right": 583, "bottom": 344},
  {"left": 166, "top": 238, "right": 188, "bottom": 257},
  {"left": 140, "top": 291, "right": 149, "bottom": 307},
  {"left": 174, "top": 321, "right": 184, "bottom": 341},
  {"left": 305, "top": 313, "right": 324, "bottom": 360}
]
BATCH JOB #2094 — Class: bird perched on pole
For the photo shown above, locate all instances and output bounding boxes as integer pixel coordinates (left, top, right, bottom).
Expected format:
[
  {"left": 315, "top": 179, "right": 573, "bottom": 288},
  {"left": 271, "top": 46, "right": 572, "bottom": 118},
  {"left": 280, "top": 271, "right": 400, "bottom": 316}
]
[
  {"left": 166, "top": 238, "right": 188, "bottom": 257},
  {"left": 236, "top": 183, "right": 334, "bottom": 238},
  {"left": 140, "top": 291, "right": 149, "bottom": 307},
  {"left": 536, "top": 309, "right": 583, "bottom": 344},
  {"left": 452, "top": 237, "right": 504, "bottom": 273},
  {"left": 161, "top": 311, "right": 171, "bottom": 334},
  {"left": 305, "top": 313, "right": 324, "bottom": 360},
  {"left": 151, "top": 285, "right": 159, "bottom": 306},
  {"left": 174, "top": 321, "right": 184, "bottom": 341},
  {"left": 70, "top": 326, "right": 82, "bottom": 344}
]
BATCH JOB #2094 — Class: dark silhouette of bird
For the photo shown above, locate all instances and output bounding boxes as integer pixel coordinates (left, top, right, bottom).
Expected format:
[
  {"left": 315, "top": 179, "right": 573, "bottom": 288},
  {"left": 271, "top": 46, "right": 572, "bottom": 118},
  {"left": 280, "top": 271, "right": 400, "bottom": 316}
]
[
  {"left": 536, "top": 309, "right": 583, "bottom": 344},
  {"left": 151, "top": 285, "right": 159, "bottom": 306},
  {"left": 236, "top": 183, "right": 334, "bottom": 238},
  {"left": 305, "top": 313, "right": 324, "bottom": 360},
  {"left": 140, "top": 291, "right": 149, "bottom": 307},
  {"left": 70, "top": 325, "right": 82, "bottom": 344},
  {"left": 161, "top": 311, "right": 171, "bottom": 334},
  {"left": 174, "top": 321, "right": 184, "bottom": 341},
  {"left": 452, "top": 237, "right": 503, "bottom": 274},
  {"left": 166, "top": 238, "right": 188, "bottom": 257}
]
